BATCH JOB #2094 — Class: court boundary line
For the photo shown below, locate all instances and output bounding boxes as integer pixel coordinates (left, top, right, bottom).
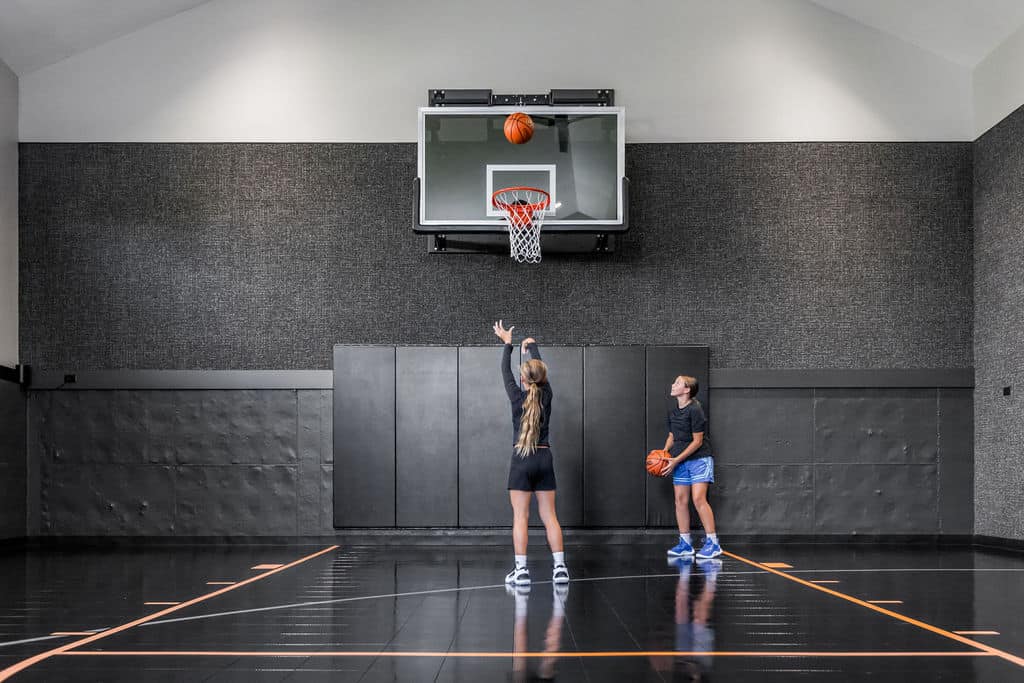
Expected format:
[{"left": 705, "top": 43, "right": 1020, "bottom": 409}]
[
  {"left": 722, "top": 550, "right": 1024, "bottom": 669},
  {"left": 55, "top": 650, "right": 995, "bottom": 659},
  {"left": 0, "top": 545, "right": 338, "bottom": 682}
]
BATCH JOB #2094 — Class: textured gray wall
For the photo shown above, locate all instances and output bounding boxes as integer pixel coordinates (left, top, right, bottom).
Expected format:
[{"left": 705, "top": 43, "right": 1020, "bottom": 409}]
[
  {"left": 0, "top": 379, "right": 26, "bottom": 539},
  {"left": 27, "top": 384, "right": 971, "bottom": 536},
  {"left": 19, "top": 142, "right": 973, "bottom": 370},
  {"left": 28, "top": 390, "right": 333, "bottom": 536},
  {"left": 974, "top": 105, "right": 1024, "bottom": 541}
]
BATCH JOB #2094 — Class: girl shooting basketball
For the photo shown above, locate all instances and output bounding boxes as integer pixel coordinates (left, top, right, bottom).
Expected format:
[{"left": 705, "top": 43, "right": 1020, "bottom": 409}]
[
  {"left": 492, "top": 320, "right": 569, "bottom": 587},
  {"left": 663, "top": 375, "right": 722, "bottom": 559}
]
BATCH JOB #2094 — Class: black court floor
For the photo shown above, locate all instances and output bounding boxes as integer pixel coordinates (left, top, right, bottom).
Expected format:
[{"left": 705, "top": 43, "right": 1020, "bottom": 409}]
[{"left": 1, "top": 543, "right": 1023, "bottom": 681}]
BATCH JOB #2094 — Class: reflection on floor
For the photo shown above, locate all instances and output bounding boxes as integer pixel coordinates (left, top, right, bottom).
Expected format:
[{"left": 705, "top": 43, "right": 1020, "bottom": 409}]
[{"left": 1, "top": 543, "right": 1023, "bottom": 681}]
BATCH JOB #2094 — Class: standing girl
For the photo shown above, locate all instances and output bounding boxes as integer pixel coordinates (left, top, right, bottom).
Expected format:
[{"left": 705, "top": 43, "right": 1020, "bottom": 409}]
[
  {"left": 662, "top": 375, "right": 722, "bottom": 559},
  {"left": 492, "top": 321, "right": 569, "bottom": 586}
]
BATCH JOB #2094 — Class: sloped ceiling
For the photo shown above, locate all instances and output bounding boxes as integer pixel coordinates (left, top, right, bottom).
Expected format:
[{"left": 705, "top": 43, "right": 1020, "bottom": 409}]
[
  {"left": 809, "top": 0, "right": 1024, "bottom": 66},
  {"left": 0, "top": 0, "right": 211, "bottom": 75}
]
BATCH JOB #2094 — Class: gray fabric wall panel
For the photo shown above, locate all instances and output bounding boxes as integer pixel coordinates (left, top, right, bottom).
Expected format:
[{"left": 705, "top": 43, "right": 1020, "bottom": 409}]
[
  {"left": 459, "top": 346, "right": 518, "bottom": 527},
  {"left": 645, "top": 346, "right": 710, "bottom": 527},
  {"left": 711, "top": 389, "right": 814, "bottom": 464},
  {"left": 532, "top": 346, "right": 583, "bottom": 527},
  {"left": 19, "top": 143, "right": 972, "bottom": 371},
  {"left": 0, "top": 379, "right": 26, "bottom": 539},
  {"left": 813, "top": 389, "right": 938, "bottom": 465},
  {"left": 974, "top": 105, "right": 1024, "bottom": 541},
  {"left": 938, "top": 388, "right": 973, "bottom": 534},
  {"left": 333, "top": 346, "right": 395, "bottom": 527},
  {"left": 396, "top": 347, "right": 458, "bottom": 527},
  {"left": 583, "top": 347, "right": 645, "bottom": 526},
  {"left": 813, "top": 464, "right": 938, "bottom": 533}
]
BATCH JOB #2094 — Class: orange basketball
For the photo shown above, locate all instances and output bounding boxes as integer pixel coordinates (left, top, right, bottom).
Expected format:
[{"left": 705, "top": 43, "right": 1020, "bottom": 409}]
[
  {"left": 645, "top": 449, "right": 672, "bottom": 476},
  {"left": 504, "top": 112, "right": 534, "bottom": 144}
]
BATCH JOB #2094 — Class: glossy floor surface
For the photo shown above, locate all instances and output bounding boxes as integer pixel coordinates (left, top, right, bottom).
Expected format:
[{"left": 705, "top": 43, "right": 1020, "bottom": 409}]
[{"left": 1, "top": 543, "right": 1023, "bottom": 681}]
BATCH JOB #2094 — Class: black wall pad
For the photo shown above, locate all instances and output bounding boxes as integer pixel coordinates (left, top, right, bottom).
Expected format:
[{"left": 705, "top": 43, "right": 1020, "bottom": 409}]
[
  {"left": 333, "top": 347, "right": 396, "bottom": 527},
  {"left": 583, "top": 346, "right": 646, "bottom": 526},
  {"left": 396, "top": 347, "right": 458, "bottom": 526}
]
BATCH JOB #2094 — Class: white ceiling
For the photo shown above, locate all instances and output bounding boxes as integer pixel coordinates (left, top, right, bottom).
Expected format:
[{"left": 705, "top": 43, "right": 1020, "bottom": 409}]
[
  {"left": 809, "top": 0, "right": 1024, "bottom": 66},
  {"left": 0, "top": 0, "right": 211, "bottom": 75},
  {"left": 1, "top": 0, "right": 1024, "bottom": 76}
]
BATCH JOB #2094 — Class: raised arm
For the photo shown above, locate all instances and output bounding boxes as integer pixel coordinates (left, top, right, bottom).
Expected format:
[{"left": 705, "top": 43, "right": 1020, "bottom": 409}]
[
  {"left": 521, "top": 337, "right": 542, "bottom": 361},
  {"left": 494, "top": 320, "right": 521, "bottom": 401}
]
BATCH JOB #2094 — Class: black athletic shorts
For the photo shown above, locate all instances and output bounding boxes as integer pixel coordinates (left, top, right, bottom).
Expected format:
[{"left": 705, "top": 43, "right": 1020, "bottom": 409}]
[{"left": 507, "top": 448, "right": 557, "bottom": 491}]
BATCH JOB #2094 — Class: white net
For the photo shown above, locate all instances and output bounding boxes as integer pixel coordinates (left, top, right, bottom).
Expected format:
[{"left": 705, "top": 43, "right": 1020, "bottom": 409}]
[{"left": 492, "top": 187, "right": 550, "bottom": 264}]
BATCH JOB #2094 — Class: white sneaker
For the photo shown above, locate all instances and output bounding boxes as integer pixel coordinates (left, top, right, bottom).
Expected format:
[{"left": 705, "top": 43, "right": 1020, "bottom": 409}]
[
  {"left": 552, "top": 563, "right": 570, "bottom": 584},
  {"left": 505, "top": 565, "right": 530, "bottom": 586}
]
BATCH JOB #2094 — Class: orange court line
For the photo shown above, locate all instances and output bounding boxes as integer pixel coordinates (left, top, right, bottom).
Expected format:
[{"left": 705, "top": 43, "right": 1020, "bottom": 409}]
[
  {"left": 57, "top": 650, "right": 996, "bottom": 659},
  {"left": 0, "top": 545, "right": 338, "bottom": 682},
  {"left": 723, "top": 550, "right": 1024, "bottom": 669},
  {"left": 251, "top": 564, "right": 284, "bottom": 570},
  {"left": 954, "top": 631, "right": 1000, "bottom": 636},
  {"left": 143, "top": 602, "right": 180, "bottom": 606},
  {"left": 762, "top": 562, "right": 793, "bottom": 569}
]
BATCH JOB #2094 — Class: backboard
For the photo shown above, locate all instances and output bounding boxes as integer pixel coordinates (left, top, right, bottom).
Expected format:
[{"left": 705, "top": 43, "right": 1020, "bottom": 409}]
[{"left": 414, "top": 106, "right": 627, "bottom": 236}]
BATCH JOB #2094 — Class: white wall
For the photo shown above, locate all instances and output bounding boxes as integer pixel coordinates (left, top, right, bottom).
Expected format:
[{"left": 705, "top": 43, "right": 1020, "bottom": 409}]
[
  {"left": 19, "top": 0, "right": 972, "bottom": 143},
  {"left": 0, "top": 59, "right": 15, "bottom": 367},
  {"left": 974, "top": 22, "right": 1024, "bottom": 137}
]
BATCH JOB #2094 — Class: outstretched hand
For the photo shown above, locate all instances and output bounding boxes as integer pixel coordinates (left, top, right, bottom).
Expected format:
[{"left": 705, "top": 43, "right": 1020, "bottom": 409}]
[
  {"left": 520, "top": 337, "right": 536, "bottom": 353},
  {"left": 493, "top": 320, "right": 514, "bottom": 345}
]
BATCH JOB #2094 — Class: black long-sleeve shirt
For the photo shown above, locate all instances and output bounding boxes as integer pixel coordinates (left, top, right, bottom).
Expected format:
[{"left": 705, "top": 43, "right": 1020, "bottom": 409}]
[{"left": 501, "top": 342, "right": 553, "bottom": 447}]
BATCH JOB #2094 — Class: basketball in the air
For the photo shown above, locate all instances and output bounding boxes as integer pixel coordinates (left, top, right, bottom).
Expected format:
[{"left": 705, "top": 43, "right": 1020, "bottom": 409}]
[
  {"left": 645, "top": 450, "right": 672, "bottom": 476},
  {"left": 504, "top": 112, "right": 534, "bottom": 144}
]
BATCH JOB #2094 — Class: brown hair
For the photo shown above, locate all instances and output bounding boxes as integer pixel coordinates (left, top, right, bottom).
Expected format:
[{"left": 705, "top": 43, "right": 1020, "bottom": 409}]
[
  {"left": 515, "top": 359, "right": 548, "bottom": 456},
  {"left": 677, "top": 375, "right": 699, "bottom": 398}
]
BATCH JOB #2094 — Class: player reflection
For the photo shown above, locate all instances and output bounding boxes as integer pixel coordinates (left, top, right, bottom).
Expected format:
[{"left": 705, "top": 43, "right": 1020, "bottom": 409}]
[
  {"left": 652, "top": 556, "right": 719, "bottom": 681},
  {"left": 508, "top": 583, "right": 568, "bottom": 681}
]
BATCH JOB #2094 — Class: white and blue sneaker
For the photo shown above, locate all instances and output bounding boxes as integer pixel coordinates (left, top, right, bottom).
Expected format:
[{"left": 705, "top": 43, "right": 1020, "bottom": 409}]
[
  {"left": 667, "top": 537, "right": 695, "bottom": 557},
  {"left": 696, "top": 537, "right": 722, "bottom": 560},
  {"left": 505, "top": 565, "right": 531, "bottom": 586}
]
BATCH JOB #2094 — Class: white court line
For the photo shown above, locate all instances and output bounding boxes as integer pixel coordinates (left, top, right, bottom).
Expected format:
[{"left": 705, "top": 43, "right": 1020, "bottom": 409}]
[
  {"left": 0, "top": 630, "right": 105, "bottom": 649},
  {"left": 5, "top": 566, "right": 1023, "bottom": 646}
]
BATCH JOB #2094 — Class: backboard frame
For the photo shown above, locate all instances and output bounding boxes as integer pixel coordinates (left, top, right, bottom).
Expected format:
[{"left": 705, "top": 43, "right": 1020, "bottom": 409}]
[{"left": 414, "top": 106, "right": 628, "bottom": 235}]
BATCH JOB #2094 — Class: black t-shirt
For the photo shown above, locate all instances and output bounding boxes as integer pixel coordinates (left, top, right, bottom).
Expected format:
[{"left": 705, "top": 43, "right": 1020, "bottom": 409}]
[
  {"left": 666, "top": 400, "right": 712, "bottom": 459},
  {"left": 501, "top": 343, "right": 552, "bottom": 446}
]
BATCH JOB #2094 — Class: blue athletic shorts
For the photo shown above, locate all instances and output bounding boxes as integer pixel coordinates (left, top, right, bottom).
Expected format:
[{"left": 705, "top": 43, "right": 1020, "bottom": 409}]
[{"left": 672, "top": 456, "right": 714, "bottom": 486}]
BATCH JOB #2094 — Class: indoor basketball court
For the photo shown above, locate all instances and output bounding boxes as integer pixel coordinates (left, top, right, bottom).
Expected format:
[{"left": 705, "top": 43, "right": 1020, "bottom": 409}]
[{"left": 1, "top": 1, "right": 1023, "bottom": 681}]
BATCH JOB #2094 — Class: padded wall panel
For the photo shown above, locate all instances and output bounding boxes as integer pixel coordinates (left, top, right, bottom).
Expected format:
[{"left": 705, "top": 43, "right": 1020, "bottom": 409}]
[
  {"left": 459, "top": 346, "right": 518, "bottom": 527},
  {"left": 938, "top": 388, "right": 973, "bottom": 534},
  {"left": 814, "top": 464, "right": 938, "bottom": 533},
  {"left": 711, "top": 388, "right": 814, "bottom": 464},
  {"left": 814, "top": 389, "right": 938, "bottom": 464},
  {"left": 645, "top": 346, "right": 710, "bottom": 526},
  {"left": 333, "top": 346, "right": 395, "bottom": 527},
  {"left": 397, "top": 347, "right": 458, "bottom": 527},
  {"left": 0, "top": 380, "right": 26, "bottom": 539},
  {"left": 584, "top": 347, "right": 645, "bottom": 526},
  {"left": 529, "top": 346, "right": 583, "bottom": 527}
]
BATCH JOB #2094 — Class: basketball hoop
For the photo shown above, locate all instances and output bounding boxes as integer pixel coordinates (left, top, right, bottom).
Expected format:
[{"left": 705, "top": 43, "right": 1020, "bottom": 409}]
[{"left": 491, "top": 187, "right": 550, "bottom": 263}]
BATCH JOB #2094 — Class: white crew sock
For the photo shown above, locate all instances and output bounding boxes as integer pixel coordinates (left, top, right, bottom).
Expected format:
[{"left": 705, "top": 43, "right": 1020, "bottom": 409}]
[
  {"left": 707, "top": 533, "right": 718, "bottom": 544},
  {"left": 515, "top": 554, "right": 527, "bottom": 569},
  {"left": 680, "top": 533, "right": 693, "bottom": 545},
  {"left": 552, "top": 551, "right": 565, "bottom": 565}
]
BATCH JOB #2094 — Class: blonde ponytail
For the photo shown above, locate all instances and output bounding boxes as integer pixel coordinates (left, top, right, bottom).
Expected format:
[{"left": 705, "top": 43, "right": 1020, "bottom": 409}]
[{"left": 515, "top": 359, "right": 548, "bottom": 457}]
